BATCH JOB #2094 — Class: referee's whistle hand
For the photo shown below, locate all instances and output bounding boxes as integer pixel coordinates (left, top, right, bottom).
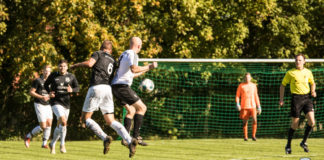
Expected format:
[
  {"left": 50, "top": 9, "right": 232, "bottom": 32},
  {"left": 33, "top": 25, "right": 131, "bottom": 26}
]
[
  {"left": 279, "top": 101, "right": 284, "bottom": 107},
  {"left": 311, "top": 92, "right": 317, "bottom": 98}
]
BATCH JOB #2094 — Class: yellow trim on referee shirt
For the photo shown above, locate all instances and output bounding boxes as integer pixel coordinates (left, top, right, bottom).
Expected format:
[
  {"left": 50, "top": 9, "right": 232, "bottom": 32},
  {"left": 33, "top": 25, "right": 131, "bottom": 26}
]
[{"left": 281, "top": 68, "right": 314, "bottom": 95}]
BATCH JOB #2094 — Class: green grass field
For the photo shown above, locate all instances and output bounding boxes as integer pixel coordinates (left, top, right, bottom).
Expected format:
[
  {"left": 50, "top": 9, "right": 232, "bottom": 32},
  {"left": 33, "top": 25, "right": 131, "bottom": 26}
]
[{"left": 1, "top": 139, "right": 323, "bottom": 160}]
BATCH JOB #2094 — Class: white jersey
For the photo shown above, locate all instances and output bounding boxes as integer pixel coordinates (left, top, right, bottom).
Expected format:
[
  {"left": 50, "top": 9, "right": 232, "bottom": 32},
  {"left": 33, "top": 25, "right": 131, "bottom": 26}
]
[{"left": 112, "top": 49, "right": 139, "bottom": 86}]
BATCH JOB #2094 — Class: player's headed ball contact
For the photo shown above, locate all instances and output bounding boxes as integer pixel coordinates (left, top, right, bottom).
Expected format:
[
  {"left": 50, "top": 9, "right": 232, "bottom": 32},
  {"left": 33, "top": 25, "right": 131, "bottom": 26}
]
[{"left": 139, "top": 78, "right": 154, "bottom": 93}]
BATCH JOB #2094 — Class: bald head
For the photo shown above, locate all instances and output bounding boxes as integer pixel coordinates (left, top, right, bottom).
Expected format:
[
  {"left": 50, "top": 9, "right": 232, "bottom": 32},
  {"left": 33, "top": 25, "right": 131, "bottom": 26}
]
[{"left": 129, "top": 37, "right": 142, "bottom": 53}]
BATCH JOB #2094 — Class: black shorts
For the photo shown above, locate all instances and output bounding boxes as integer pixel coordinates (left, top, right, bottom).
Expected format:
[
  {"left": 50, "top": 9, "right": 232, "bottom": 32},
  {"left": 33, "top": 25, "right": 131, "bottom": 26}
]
[
  {"left": 290, "top": 94, "right": 314, "bottom": 118},
  {"left": 112, "top": 84, "right": 140, "bottom": 106}
]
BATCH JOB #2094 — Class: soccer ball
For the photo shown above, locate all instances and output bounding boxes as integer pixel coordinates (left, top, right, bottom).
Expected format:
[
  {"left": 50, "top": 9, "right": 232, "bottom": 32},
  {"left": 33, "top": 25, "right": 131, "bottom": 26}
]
[{"left": 139, "top": 79, "right": 154, "bottom": 93}]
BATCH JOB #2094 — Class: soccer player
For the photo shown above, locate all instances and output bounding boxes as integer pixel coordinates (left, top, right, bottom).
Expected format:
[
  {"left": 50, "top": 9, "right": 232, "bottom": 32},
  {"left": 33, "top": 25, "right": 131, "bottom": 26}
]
[
  {"left": 70, "top": 40, "right": 137, "bottom": 158},
  {"left": 279, "top": 54, "right": 316, "bottom": 154},
  {"left": 235, "top": 73, "right": 261, "bottom": 141},
  {"left": 25, "top": 65, "right": 53, "bottom": 148},
  {"left": 111, "top": 37, "right": 157, "bottom": 146},
  {"left": 44, "top": 59, "right": 79, "bottom": 154}
]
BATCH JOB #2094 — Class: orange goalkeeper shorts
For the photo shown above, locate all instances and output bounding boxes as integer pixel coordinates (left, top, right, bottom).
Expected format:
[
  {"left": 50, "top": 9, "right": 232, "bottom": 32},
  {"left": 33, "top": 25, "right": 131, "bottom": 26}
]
[{"left": 239, "top": 108, "right": 256, "bottom": 120}]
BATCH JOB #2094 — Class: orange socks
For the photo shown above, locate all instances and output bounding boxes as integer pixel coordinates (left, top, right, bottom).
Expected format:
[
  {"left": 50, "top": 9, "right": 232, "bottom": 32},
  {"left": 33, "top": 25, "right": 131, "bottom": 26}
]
[
  {"left": 243, "top": 123, "right": 248, "bottom": 139},
  {"left": 252, "top": 122, "right": 257, "bottom": 138}
]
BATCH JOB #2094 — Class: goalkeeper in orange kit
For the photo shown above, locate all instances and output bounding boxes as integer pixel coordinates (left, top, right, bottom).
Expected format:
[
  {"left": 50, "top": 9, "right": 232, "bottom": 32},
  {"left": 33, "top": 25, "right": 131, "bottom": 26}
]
[{"left": 235, "top": 73, "right": 261, "bottom": 141}]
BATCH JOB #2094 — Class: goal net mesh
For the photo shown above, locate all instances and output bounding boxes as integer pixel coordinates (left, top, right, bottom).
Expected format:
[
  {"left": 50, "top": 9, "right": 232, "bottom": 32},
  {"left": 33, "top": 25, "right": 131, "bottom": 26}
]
[{"left": 128, "top": 62, "right": 324, "bottom": 139}]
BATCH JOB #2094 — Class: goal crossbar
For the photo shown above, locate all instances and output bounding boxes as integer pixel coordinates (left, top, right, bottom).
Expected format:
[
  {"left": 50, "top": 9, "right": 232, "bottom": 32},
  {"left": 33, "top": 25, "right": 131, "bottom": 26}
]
[{"left": 139, "top": 58, "right": 324, "bottom": 63}]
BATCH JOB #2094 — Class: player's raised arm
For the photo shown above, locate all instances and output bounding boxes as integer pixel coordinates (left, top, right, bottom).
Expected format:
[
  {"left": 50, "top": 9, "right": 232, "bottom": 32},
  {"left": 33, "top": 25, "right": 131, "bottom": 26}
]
[{"left": 71, "top": 57, "right": 96, "bottom": 68}]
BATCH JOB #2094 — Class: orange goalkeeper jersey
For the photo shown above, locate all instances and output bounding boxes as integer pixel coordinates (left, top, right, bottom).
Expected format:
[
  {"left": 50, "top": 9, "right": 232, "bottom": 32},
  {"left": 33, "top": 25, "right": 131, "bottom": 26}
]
[{"left": 236, "top": 82, "right": 260, "bottom": 109}]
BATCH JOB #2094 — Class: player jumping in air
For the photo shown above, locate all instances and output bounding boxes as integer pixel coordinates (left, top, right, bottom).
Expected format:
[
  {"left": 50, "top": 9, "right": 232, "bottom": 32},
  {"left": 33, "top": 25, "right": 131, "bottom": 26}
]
[
  {"left": 111, "top": 37, "right": 157, "bottom": 147},
  {"left": 70, "top": 40, "right": 137, "bottom": 158}
]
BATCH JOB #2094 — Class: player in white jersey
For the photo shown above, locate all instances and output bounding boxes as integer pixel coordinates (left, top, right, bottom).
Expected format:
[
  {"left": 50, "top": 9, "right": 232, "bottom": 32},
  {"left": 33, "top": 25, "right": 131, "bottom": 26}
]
[
  {"left": 25, "top": 65, "right": 52, "bottom": 149},
  {"left": 71, "top": 40, "right": 137, "bottom": 158},
  {"left": 111, "top": 37, "right": 158, "bottom": 146}
]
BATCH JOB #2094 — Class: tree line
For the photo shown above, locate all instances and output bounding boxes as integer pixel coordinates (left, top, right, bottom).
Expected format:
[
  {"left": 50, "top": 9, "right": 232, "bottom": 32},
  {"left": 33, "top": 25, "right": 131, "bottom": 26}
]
[{"left": 0, "top": 0, "right": 323, "bottom": 139}]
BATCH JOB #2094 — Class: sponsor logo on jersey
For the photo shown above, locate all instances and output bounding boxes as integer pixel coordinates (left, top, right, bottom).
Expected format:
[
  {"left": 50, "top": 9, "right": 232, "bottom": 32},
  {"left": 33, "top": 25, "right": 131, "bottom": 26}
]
[{"left": 65, "top": 77, "right": 70, "bottom": 82}]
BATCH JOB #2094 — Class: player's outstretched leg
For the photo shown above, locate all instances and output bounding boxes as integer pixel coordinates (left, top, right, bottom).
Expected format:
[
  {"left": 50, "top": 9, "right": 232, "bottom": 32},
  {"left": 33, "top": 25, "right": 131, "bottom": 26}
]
[{"left": 24, "top": 126, "right": 43, "bottom": 148}]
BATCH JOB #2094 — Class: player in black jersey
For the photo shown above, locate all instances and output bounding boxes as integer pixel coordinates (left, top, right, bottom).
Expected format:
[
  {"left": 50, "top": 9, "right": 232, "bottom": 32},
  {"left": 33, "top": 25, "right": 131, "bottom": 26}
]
[
  {"left": 71, "top": 40, "right": 137, "bottom": 158},
  {"left": 25, "top": 65, "right": 53, "bottom": 149},
  {"left": 44, "top": 59, "right": 79, "bottom": 154}
]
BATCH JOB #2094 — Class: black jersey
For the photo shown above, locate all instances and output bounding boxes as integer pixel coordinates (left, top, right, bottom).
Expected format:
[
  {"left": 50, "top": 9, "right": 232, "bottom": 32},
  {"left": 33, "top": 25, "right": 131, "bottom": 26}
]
[
  {"left": 44, "top": 72, "right": 79, "bottom": 109},
  {"left": 90, "top": 51, "right": 117, "bottom": 86},
  {"left": 31, "top": 77, "right": 50, "bottom": 105}
]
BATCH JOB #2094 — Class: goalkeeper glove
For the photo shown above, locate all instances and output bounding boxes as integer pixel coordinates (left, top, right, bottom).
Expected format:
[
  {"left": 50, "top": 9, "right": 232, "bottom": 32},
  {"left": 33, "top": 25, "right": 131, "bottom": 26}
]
[
  {"left": 236, "top": 103, "right": 241, "bottom": 111},
  {"left": 257, "top": 106, "right": 262, "bottom": 115}
]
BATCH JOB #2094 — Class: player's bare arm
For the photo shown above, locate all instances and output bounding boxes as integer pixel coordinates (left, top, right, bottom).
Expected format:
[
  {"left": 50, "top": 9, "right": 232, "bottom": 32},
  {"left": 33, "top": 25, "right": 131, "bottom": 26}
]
[
  {"left": 279, "top": 84, "right": 285, "bottom": 106},
  {"left": 71, "top": 58, "right": 96, "bottom": 68},
  {"left": 130, "top": 62, "right": 158, "bottom": 73},
  {"left": 134, "top": 71, "right": 146, "bottom": 78},
  {"left": 311, "top": 83, "right": 316, "bottom": 97},
  {"left": 29, "top": 88, "right": 49, "bottom": 101}
]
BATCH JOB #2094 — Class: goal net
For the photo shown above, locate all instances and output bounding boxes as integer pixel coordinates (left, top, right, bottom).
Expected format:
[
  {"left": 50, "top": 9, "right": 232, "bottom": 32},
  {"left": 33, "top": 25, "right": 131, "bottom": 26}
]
[{"left": 129, "top": 59, "right": 324, "bottom": 139}]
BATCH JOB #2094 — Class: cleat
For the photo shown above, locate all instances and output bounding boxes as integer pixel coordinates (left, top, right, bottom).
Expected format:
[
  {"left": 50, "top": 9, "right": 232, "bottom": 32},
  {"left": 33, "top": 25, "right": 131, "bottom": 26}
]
[
  {"left": 129, "top": 138, "right": 138, "bottom": 158},
  {"left": 41, "top": 145, "right": 49, "bottom": 149},
  {"left": 121, "top": 139, "right": 129, "bottom": 148},
  {"left": 252, "top": 137, "right": 257, "bottom": 141},
  {"left": 300, "top": 142, "right": 309, "bottom": 153},
  {"left": 103, "top": 136, "right": 113, "bottom": 155},
  {"left": 60, "top": 145, "right": 66, "bottom": 153},
  {"left": 24, "top": 135, "right": 31, "bottom": 148},
  {"left": 244, "top": 138, "right": 248, "bottom": 141},
  {"left": 49, "top": 143, "right": 55, "bottom": 154},
  {"left": 285, "top": 145, "right": 291, "bottom": 154},
  {"left": 137, "top": 136, "right": 148, "bottom": 146}
]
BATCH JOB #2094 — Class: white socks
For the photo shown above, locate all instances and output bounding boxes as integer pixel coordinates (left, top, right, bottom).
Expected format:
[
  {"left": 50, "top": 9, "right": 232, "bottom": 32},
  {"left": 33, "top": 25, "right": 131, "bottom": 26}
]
[
  {"left": 27, "top": 126, "right": 43, "bottom": 138},
  {"left": 51, "top": 126, "right": 61, "bottom": 146},
  {"left": 85, "top": 118, "right": 132, "bottom": 144},
  {"left": 42, "top": 127, "right": 51, "bottom": 146},
  {"left": 50, "top": 125, "right": 66, "bottom": 146},
  {"left": 110, "top": 121, "right": 132, "bottom": 144},
  {"left": 60, "top": 125, "right": 67, "bottom": 145},
  {"left": 86, "top": 118, "right": 107, "bottom": 141}
]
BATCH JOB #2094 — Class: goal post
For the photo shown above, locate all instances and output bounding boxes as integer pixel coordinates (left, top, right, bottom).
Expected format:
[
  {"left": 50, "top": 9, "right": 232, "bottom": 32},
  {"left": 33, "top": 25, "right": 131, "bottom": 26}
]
[{"left": 129, "top": 59, "right": 324, "bottom": 139}]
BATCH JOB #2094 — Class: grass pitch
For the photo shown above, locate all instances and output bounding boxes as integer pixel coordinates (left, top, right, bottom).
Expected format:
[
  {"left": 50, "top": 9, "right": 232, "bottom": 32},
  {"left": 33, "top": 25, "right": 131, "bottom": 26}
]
[{"left": 0, "top": 138, "right": 323, "bottom": 160}]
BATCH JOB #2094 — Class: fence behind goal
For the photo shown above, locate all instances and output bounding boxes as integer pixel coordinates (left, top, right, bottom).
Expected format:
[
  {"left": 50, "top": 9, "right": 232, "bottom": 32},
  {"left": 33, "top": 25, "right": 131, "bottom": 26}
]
[{"left": 129, "top": 59, "right": 324, "bottom": 139}]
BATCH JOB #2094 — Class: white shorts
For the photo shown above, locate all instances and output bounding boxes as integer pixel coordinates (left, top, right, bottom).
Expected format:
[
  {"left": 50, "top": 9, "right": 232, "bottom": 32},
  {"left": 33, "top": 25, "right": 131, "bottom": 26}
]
[
  {"left": 52, "top": 104, "right": 70, "bottom": 120},
  {"left": 82, "top": 84, "right": 114, "bottom": 114},
  {"left": 34, "top": 103, "right": 53, "bottom": 123}
]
